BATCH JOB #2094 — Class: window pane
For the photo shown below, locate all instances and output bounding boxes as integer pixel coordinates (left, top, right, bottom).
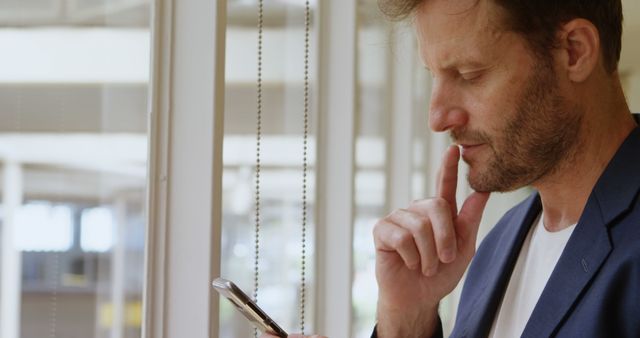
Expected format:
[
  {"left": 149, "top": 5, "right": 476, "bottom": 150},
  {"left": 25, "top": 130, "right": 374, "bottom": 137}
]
[
  {"left": 353, "top": 2, "right": 390, "bottom": 336},
  {"left": 80, "top": 207, "right": 115, "bottom": 253},
  {"left": 221, "top": 0, "right": 317, "bottom": 336},
  {"left": 0, "top": 1, "right": 151, "bottom": 338},
  {"left": 15, "top": 203, "right": 73, "bottom": 252}
]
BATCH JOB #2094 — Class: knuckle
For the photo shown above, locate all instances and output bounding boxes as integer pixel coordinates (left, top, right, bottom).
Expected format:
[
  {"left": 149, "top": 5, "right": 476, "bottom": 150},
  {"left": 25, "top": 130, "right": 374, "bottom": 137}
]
[
  {"left": 391, "top": 208, "right": 431, "bottom": 233},
  {"left": 429, "top": 197, "right": 450, "bottom": 210},
  {"left": 372, "top": 221, "right": 386, "bottom": 238},
  {"left": 387, "top": 208, "right": 406, "bottom": 220},
  {"left": 411, "top": 217, "right": 432, "bottom": 235},
  {"left": 384, "top": 208, "right": 407, "bottom": 225},
  {"left": 372, "top": 220, "right": 389, "bottom": 238},
  {"left": 391, "top": 230, "right": 413, "bottom": 248}
]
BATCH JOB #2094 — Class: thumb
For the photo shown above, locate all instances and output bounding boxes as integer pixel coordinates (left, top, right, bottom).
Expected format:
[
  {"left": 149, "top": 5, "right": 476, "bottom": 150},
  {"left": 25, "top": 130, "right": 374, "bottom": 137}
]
[{"left": 455, "top": 191, "right": 490, "bottom": 246}]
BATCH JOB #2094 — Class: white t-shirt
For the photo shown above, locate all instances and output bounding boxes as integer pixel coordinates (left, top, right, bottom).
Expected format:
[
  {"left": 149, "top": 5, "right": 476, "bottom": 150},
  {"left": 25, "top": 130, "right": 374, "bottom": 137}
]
[{"left": 488, "top": 214, "right": 576, "bottom": 338}]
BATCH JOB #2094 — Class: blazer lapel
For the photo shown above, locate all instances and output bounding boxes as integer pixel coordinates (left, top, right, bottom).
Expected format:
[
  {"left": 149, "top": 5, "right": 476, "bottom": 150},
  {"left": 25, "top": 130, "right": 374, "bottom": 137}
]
[
  {"left": 521, "top": 126, "right": 640, "bottom": 338},
  {"left": 520, "top": 195, "right": 611, "bottom": 338},
  {"left": 463, "top": 195, "right": 542, "bottom": 338}
]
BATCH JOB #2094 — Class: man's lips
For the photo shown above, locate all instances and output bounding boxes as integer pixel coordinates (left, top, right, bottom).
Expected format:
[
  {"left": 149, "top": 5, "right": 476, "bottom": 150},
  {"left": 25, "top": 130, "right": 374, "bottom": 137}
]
[
  {"left": 458, "top": 143, "right": 486, "bottom": 157},
  {"left": 459, "top": 143, "right": 483, "bottom": 149}
]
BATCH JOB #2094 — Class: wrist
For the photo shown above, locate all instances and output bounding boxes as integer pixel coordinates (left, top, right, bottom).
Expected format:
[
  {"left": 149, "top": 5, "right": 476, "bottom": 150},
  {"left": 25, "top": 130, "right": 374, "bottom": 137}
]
[{"left": 375, "top": 301, "right": 439, "bottom": 338}]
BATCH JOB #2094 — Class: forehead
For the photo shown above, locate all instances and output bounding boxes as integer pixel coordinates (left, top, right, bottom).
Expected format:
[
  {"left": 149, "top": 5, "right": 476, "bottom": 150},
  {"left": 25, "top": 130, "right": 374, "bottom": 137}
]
[{"left": 414, "top": 0, "right": 508, "bottom": 69}]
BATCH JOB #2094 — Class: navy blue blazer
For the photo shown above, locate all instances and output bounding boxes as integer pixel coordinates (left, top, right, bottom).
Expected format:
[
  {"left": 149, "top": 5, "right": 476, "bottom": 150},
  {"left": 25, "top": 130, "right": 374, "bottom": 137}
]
[{"left": 373, "top": 116, "right": 640, "bottom": 338}]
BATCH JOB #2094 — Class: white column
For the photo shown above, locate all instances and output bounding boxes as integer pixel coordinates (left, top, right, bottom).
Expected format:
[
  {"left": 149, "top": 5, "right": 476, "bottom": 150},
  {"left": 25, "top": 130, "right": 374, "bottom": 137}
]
[
  {"left": 315, "top": 0, "right": 357, "bottom": 336},
  {"left": 1, "top": 162, "right": 23, "bottom": 338},
  {"left": 142, "top": 0, "right": 227, "bottom": 337},
  {"left": 110, "top": 197, "right": 127, "bottom": 338}
]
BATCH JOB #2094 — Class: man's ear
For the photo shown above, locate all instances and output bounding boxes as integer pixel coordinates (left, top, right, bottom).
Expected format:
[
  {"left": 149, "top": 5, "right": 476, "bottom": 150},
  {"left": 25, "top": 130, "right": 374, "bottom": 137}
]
[{"left": 555, "top": 18, "right": 601, "bottom": 82}]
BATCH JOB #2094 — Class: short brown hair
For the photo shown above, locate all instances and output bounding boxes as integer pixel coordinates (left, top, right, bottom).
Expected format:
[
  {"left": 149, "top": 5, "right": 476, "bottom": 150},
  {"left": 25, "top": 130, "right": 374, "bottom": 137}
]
[{"left": 378, "top": 0, "right": 623, "bottom": 73}]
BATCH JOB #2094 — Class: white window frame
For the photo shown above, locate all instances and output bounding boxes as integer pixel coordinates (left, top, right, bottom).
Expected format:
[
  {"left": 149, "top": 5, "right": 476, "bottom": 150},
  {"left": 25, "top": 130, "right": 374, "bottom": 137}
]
[
  {"left": 314, "top": 0, "right": 357, "bottom": 337},
  {"left": 142, "top": 0, "right": 227, "bottom": 337}
]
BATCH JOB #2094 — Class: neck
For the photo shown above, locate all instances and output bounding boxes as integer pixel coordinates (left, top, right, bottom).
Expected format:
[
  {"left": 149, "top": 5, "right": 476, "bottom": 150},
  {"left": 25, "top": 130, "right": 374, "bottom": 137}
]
[{"left": 533, "top": 81, "right": 636, "bottom": 232}]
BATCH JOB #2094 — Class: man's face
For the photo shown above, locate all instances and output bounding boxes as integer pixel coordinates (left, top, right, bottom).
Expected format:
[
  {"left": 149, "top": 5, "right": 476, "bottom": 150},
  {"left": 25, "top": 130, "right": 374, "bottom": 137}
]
[{"left": 416, "top": 0, "right": 583, "bottom": 192}]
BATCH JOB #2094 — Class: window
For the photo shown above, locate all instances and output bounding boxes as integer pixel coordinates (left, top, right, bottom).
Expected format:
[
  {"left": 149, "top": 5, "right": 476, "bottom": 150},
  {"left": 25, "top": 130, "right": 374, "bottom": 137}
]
[
  {"left": 352, "top": 3, "right": 390, "bottom": 336},
  {"left": 0, "top": 1, "right": 151, "bottom": 337},
  {"left": 220, "top": 0, "right": 318, "bottom": 336}
]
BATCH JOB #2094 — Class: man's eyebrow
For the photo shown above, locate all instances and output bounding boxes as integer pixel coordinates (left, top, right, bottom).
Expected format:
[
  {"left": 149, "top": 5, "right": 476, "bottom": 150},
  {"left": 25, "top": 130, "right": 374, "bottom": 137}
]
[{"left": 425, "top": 60, "right": 487, "bottom": 73}]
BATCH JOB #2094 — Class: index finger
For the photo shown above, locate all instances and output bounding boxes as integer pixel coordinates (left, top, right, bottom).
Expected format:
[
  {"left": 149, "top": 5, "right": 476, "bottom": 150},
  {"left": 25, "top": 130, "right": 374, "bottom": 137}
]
[{"left": 436, "top": 145, "right": 460, "bottom": 215}]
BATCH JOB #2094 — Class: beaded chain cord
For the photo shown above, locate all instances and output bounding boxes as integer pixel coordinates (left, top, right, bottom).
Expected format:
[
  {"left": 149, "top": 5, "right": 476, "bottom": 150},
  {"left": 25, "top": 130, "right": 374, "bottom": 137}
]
[
  {"left": 253, "top": 0, "right": 263, "bottom": 336},
  {"left": 253, "top": 0, "right": 311, "bottom": 336}
]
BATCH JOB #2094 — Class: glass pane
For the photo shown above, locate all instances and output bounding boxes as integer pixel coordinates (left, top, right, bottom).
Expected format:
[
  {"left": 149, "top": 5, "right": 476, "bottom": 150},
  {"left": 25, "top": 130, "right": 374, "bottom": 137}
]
[
  {"left": 221, "top": 0, "right": 317, "bottom": 336},
  {"left": 0, "top": 1, "right": 151, "bottom": 337},
  {"left": 353, "top": 1, "right": 390, "bottom": 336}
]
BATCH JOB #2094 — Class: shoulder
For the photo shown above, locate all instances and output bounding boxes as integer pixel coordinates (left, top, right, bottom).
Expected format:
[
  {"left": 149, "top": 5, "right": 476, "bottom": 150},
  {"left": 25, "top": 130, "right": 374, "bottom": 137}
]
[{"left": 607, "top": 195, "right": 640, "bottom": 269}]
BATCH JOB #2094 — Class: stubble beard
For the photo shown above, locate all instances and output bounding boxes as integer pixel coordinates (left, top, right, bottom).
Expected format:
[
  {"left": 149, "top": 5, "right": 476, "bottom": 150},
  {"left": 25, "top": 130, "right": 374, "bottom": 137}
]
[{"left": 458, "top": 58, "right": 584, "bottom": 193}]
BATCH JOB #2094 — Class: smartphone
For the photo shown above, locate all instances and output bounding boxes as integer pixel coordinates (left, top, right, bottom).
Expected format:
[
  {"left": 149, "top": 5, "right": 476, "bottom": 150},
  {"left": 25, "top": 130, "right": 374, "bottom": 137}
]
[{"left": 212, "top": 277, "right": 288, "bottom": 338}]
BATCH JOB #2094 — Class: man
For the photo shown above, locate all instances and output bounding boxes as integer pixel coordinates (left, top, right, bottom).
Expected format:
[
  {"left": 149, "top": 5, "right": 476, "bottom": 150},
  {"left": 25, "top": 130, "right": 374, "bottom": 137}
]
[{"left": 265, "top": 0, "right": 640, "bottom": 337}]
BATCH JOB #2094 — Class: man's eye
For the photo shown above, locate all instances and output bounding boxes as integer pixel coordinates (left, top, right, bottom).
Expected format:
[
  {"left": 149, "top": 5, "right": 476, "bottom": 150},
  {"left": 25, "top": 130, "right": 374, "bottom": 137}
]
[{"left": 460, "top": 72, "right": 482, "bottom": 81}]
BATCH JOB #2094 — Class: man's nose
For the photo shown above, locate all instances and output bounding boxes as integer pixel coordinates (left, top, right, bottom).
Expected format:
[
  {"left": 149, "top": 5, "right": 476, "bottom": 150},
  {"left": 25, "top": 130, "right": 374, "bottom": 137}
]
[{"left": 428, "top": 80, "right": 468, "bottom": 132}]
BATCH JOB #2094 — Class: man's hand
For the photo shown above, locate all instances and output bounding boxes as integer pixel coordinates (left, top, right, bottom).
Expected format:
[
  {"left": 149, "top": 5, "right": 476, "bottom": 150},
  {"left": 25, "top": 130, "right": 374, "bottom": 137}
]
[
  {"left": 373, "top": 145, "right": 490, "bottom": 338},
  {"left": 260, "top": 334, "right": 327, "bottom": 338}
]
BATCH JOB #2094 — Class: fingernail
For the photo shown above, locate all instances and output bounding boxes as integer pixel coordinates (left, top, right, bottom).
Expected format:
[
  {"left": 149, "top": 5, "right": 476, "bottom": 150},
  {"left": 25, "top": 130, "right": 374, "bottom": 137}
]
[{"left": 442, "top": 249, "right": 456, "bottom": 263}]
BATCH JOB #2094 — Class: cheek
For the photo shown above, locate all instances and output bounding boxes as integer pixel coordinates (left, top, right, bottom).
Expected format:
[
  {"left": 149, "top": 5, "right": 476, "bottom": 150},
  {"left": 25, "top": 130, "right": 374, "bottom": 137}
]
[
  {"left": 467, "top": 73, "right": 526, "bottom": 132},
  {"left": 462, "top": 87, "right": 506, "bottom": 133}
]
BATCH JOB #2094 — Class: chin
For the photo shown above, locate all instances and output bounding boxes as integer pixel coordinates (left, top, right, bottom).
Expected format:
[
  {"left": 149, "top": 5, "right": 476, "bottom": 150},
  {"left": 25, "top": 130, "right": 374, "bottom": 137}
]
[
  {"left": 466, "top": 167, "right": 492, "bottom": 192},
  {"left": 467, "top": 168, "right": 523, "bottom": 193},
  {"left": 467, "top": 174, "right": 493, "bottom": 193}
]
